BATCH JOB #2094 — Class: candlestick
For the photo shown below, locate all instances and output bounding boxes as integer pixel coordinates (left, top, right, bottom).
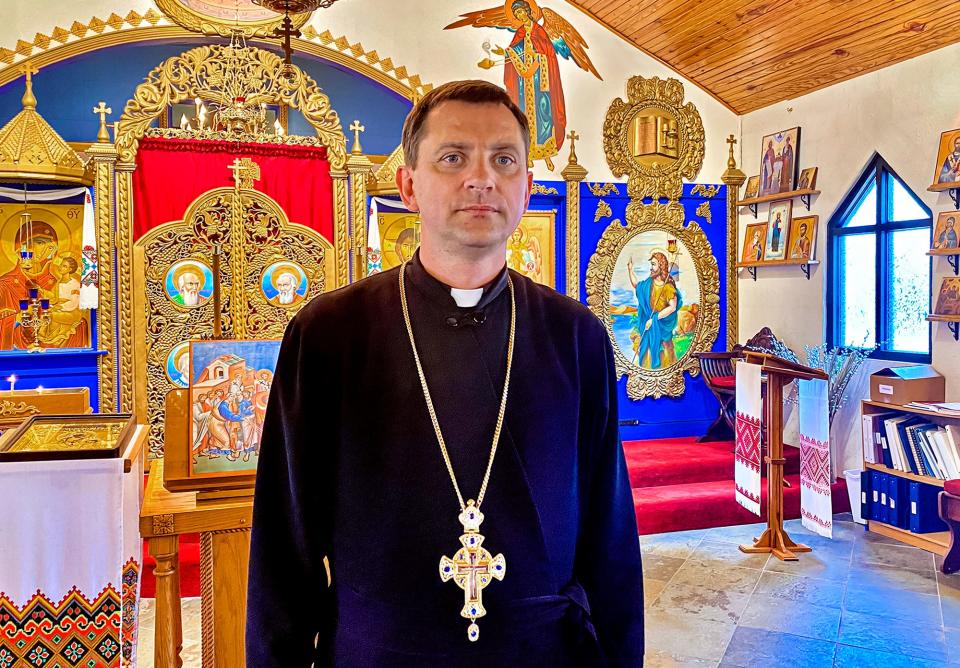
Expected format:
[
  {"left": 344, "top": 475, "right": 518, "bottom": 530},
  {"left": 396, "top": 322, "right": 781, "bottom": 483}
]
[
  {"left": 28, "top": 287, "right": 38, "bottom": 299},
  {"left": 18, "top": 300, "right": 27, "bottom": 310},
  {"left": 40, "top": 299, "right": 49, "bottom": 309}
]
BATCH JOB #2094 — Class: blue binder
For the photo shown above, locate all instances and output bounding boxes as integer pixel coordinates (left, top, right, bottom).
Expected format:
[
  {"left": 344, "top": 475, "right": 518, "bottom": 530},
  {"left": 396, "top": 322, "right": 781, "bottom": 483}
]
[
  {"left": 860, "top": 469, "right": 872, "bottom": 522},
  {"left": 873, "top": 471, "right": 887, "bottom": 524},
  {"left": 909, "top": 481, "right": 949, "bottom": 533},
  {"left": 887, "top": 474, "right": 909, "bottom": 529}
]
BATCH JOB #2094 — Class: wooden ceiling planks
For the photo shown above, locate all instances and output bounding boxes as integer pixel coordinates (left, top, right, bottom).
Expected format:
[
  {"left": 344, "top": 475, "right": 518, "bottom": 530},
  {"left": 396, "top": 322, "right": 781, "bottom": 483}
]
[{"left": 567, "top": 0, "right": 960, "bottom": 113}]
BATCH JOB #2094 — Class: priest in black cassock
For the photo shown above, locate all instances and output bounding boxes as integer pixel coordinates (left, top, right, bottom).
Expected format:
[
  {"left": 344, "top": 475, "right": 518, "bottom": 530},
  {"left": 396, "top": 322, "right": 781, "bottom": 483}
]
[{"left": 246, "top": 80, "right": 644, "bottom": 667}]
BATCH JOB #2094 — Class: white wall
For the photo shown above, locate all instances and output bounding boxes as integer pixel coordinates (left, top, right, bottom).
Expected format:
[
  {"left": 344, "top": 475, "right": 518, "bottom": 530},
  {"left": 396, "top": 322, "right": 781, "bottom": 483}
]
[
  {"left": 738, "top": 42, "right": 960, "bottom": 472},
  {"left": 0, "top": 0, "right": 737, "bottom": 183}
]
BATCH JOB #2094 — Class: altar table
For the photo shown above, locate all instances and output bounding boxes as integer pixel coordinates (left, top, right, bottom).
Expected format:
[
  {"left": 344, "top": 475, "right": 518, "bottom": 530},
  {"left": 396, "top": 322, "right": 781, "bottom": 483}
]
[{"left": 0, "top": 423, "right": 146, "bottom": 667}]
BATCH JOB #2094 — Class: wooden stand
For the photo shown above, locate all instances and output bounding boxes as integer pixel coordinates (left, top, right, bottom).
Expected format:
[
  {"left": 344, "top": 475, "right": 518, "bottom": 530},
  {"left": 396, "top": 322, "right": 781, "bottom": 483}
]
[
  {"left": 140, "top": 458, "right": 254, "bottom": 668},
  {"left": 738, "top": 351, "right": 828, "bottom": 561}
]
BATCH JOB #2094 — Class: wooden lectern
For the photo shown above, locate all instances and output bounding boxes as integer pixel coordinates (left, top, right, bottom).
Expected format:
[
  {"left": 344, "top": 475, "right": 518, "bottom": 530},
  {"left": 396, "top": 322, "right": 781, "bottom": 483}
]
[{"left": 738, "top": 351, "right": 828, "bottom": 561}]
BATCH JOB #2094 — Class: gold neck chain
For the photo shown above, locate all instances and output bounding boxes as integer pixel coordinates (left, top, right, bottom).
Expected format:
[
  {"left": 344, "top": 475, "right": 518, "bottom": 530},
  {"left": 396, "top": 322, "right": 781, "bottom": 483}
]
[{"left": 398, "top": 262, "right": 516, "bottom": 511}]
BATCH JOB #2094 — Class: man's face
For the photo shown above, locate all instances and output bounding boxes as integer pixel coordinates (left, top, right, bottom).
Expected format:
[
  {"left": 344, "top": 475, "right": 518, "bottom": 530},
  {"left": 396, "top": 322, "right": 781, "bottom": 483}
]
[
  {"left": 277, "top": 275, "right": 293, "bottom": 295},
  {"left": 180, "top": 272, "right": 201, "bottom": 305},
  {"left": 953, "top": 138, "right": 960, "bottom": 153},
  {"left": 397, "top": 101, "right": 532, "bottom": 259}
]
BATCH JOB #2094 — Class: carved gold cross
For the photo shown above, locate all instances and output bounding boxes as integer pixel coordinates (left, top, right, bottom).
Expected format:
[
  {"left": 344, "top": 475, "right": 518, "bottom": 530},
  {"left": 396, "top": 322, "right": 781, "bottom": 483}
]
[
  {"left": 93, "top": 101, "right": 112, "bottom": 143},
  {"left": 566, "top": 129, "right": 580, "bottom": 165},
  {"left": 19, "top": 62, "right": 38, "bottom": 109},
  {"left": 229, "top": 157, "right": 261, "bottom": 190},
  {"left": 439, "top": 502, "right": 506, "bottom": 642},
  {"left": 349, "top": 119, "right": 365, "bottom": 155},
  {"left": 19, "top": 62, "right": 38, "bottom": 80},
  {"left": 726, "top": 133, "right": 738, "bottom": 169}
]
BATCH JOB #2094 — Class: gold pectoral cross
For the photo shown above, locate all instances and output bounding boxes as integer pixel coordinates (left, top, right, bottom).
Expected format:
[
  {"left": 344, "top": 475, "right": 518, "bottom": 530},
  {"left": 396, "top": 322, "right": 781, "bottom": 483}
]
[{"left": 439, "top": 501, "right": 506, "bottom": 642}]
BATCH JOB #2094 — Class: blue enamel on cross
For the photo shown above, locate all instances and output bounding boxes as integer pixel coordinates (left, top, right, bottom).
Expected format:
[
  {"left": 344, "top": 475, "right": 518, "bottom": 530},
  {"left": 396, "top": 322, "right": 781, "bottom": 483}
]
[{"left": 439, "top": 500, "right": 506, "bottom": 642}]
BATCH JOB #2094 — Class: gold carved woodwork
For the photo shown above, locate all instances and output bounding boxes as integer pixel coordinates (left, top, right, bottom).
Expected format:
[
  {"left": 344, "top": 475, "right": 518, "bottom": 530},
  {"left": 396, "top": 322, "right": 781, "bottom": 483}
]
[
  {"left": 602, "top": 77, "right": 705, "bottom": 202},
  {"left": 0, "top": 65, "right": 93, "bottom": 185},
  {"left": 562, "top": 139, "right": 588, "bottom": 301},
  {"left": 587, "top": 182, "right": 620, "bottom": 197},
  {"left": 531, "top": 183, "right": 559, "bottom": 195},
  {"left": 134, "top": 184, "right": 333, "bottom": 457},
  {"left": 116, "top": 165, "right": 135, "bottom": 414},
  {"left": 113, "top": 44, "right": 351, "bottom": 421},
  {"left": 152, "top": 513, "right": 175, "bottom": 535},
  {"left": 696, "top": 201, "right": 712, "bottom": 226},
  {"left": 0, "top": 22, "right": 431, "bottom": 104},
  {"left": 0, "top": 401, "right": 39, "bottom": 418},
  {"left": 367, "top": 144, "right": 404, "bottom": 196},
  {"left": 155, "top": 0, "right": 313, "bottom": 38},
  {"left": 594, "top": 199, "right": 612, "bottom": 222},
  {"left": 88, "top": 140, "right": 119, "bottom": 411},
  {"left": 721, "top": 134, "right": 746, "bottom": 350},
  {"left": 691, "top": 184, "right": 721, "bottom": 199},
  {"left": 585, "top": 202, "right": 720, "bottom": 400},
  {"left": 347, "top": 147, "right": 374, "bottom": 280},
  {"left": 114, "top": 44, "right": 347, "bottom": 168}
]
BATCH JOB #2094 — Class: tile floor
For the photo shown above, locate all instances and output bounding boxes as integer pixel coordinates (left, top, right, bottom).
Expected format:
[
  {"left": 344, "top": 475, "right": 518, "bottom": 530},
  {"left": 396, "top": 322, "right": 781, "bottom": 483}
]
[{"left": 137, "top": 515, "right": 960, "bottom": 666}]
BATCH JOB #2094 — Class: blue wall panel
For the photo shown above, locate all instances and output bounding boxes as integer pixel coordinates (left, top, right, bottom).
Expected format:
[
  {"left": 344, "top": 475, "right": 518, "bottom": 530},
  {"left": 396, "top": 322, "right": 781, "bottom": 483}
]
[
  {"left": 0, "top": 39, "right": 411, "bottom": 155},
  {"left": 578, "top": 184, "right": 728, "bottom": 441}
]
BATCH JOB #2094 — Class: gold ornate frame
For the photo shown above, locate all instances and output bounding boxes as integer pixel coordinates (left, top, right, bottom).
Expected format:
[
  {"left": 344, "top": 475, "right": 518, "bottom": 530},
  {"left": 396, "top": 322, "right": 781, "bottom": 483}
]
[
  {"left": 134, "top": 184, "right": 334, "bottom": 456},
  {"left": 111, "top": 44, "right": 349, "bottom": 414},
  {"left": 602, "top": 76, "right": 705, "bottom": 202},
  {"left": 585, "top": 202, "right": 719, "bottom": 399},
  {"left": 155, "top": 0, "right": 313, "bottom": 38}
]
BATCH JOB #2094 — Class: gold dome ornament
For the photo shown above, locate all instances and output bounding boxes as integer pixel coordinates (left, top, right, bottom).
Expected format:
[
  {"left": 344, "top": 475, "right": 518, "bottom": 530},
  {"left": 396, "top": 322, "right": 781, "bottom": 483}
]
[{"left": 0, "top": 64, "right": 92, "bottom": 186}]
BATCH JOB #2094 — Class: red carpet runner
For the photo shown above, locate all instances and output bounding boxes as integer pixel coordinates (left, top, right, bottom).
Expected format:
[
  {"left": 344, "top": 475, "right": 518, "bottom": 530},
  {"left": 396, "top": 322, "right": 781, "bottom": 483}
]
[
  {"left": 626, "top": 436, "right": 849, "bottom": 535},
  {"left": 141, "top": 437, "right": 851, "bottom": 596}
]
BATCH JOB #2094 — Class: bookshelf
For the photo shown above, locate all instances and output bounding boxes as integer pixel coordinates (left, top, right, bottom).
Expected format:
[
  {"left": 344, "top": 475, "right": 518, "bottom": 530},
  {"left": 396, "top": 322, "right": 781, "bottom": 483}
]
[{"left": 860, "top": 400, "right": 958, "bottom": 555}]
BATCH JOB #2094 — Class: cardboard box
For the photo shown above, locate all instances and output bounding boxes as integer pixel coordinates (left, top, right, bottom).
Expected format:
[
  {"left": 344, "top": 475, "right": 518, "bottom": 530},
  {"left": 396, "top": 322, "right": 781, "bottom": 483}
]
[{"left": 870, "top": 365, "right": 945, "bottom": 405}]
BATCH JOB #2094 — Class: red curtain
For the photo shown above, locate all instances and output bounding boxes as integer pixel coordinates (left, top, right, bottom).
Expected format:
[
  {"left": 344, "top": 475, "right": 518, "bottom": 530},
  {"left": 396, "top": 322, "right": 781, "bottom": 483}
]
[{"left": 132, "top": 137, "right": 334, "bottom": 241}]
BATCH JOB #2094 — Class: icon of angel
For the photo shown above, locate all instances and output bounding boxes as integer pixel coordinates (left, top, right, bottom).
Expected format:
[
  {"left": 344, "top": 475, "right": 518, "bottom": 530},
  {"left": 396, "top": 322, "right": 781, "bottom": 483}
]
[{"left": 445, "top": 0, "right": 602, "bottom": 170}]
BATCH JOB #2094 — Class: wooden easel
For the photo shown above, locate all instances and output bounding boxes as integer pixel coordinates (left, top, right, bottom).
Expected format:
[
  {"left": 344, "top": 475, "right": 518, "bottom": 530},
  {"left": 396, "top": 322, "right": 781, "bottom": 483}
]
[{"left": 738, "top": 351, "right": 828, "bottom": 561}]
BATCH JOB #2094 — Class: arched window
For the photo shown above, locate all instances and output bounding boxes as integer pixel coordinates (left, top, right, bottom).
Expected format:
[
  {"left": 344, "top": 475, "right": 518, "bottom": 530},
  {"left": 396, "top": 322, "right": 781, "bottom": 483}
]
[{"left": 827, "top": 154, "right": 931, "bottom": 361}]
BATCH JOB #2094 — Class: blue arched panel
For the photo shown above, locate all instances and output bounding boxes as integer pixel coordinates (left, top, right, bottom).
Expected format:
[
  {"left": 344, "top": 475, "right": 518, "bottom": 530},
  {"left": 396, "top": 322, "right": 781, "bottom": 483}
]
[
  {"left": 578, "top": 184, "right": 728, "bottom": 440},
  {"left": 0, "top": 38, "right": 411, "bottom": 155}
]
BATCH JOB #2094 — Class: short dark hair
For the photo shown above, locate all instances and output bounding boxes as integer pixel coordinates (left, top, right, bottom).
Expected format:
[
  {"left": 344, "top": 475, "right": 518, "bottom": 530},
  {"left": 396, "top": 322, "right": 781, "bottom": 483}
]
[{"left": 401, "top": 80, "right": 529, "bottom": 168}]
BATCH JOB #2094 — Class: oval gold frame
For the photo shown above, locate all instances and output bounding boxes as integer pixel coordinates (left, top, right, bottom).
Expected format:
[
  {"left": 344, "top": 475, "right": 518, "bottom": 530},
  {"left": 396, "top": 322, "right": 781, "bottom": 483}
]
[
  {"left": 155, "top": 0, "right": 313, "bottom": 38},
  {"left": 602, "top": 76, "right": 705, "bottom": 202},
  {"left": 585, "top": 201, "right": 719, "bottom": 400}
]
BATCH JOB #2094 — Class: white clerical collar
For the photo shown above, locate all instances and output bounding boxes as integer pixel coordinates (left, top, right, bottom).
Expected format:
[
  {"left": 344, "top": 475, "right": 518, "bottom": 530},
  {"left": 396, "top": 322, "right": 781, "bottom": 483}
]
[{"left": 450, "top": 287, "right": 484, "bottom": 308}]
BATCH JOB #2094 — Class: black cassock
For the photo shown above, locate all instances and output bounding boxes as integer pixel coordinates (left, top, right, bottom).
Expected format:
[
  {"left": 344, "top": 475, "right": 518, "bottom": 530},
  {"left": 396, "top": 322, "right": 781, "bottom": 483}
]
[{"left": 247, "top": 253, "right": 644, "bottom": 667}]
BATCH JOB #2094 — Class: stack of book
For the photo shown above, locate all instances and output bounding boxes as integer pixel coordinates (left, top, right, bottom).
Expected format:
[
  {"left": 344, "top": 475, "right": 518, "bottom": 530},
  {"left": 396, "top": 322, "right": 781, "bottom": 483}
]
[
  {"left": 861, "top": 412, "right": 960, "bottom": 480},
  {"left": 904, "top": 401, "right": 960, "bottom": 416}
]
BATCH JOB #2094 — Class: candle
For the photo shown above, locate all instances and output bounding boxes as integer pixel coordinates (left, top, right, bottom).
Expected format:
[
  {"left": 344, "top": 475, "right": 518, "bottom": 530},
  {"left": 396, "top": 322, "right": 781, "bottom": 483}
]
[
  {"left": 7, "top": 375, "right": 16, "bottom": 391},
  {"left": 36, "top": 386, "right": 43, "bottom": 394}
]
